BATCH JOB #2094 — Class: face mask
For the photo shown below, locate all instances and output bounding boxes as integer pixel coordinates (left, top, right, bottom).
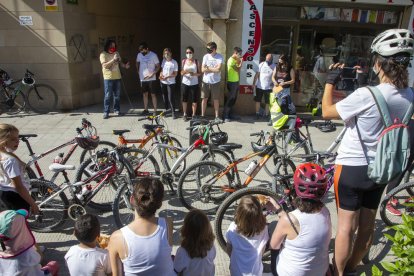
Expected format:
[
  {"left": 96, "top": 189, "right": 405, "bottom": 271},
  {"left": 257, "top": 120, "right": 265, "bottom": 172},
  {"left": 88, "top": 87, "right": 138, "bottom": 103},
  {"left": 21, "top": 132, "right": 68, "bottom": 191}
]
[
  {"left": 164, "top": 53, "right": 171, "bottom": 59},
  {"left": 186, "top": 53, "right": 193, "bottom": 59},
  {"left": 108, "top": 47, "right": 116, "bottom": 54},
  {"left": 206, "top": 48, "right": 213, "bottom": 54},
  {"left": 372, "top": 64, "right": 379, "bottom": 75}
]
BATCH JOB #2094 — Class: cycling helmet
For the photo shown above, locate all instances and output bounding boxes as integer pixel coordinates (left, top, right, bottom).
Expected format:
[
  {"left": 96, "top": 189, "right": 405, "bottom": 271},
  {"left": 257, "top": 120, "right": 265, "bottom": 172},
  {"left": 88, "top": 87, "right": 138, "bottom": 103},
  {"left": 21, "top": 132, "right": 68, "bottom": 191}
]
[
  {"left": 210, "top": 132, "right": 228, "bottom": 146},
  {"left": 22, "top": 77, "right": 35, "bottom": 86},
  {"left": 75, "top": 136, "right": 100, "bottom": 150},
  {"left": 371, "top": 29, "right": 414, "bottom": 57},
  {"left": 293, "top": 163, "right": 328, "bottom": 200}
]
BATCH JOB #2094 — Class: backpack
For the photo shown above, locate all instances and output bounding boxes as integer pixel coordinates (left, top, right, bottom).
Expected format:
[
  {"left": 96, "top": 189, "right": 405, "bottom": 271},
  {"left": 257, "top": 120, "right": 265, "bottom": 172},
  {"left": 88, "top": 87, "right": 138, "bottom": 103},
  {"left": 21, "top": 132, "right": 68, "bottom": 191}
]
[{"left": 356, "top": 86, "right": 414, "bottom": 185}]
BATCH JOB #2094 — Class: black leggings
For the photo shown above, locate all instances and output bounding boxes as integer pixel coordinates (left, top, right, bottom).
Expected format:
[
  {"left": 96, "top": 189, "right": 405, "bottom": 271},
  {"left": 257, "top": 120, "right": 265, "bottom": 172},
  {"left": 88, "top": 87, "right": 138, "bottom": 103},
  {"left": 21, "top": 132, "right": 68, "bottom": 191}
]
[{"left": 161, "top": 83, "right": 176, "bottom": 112}]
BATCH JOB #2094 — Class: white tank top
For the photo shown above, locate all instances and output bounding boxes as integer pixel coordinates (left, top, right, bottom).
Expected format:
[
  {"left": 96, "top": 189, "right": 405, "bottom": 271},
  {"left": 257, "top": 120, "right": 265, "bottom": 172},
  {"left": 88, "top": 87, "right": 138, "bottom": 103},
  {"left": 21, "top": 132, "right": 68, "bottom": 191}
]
[
  {"left": 276, "top": 206, "right": 332, "bottom": 276},
  {"left": 182, "top": 59, "right": 199, "bottom": 86},
  {"left": 120, "top": 217, "right": 175, "bottom": 276}
]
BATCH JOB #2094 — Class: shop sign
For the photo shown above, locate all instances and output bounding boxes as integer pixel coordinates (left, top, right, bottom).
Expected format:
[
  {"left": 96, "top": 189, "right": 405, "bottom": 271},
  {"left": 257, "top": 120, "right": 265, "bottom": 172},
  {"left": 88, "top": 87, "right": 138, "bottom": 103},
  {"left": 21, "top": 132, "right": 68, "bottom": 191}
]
[
  {"left": 240, "top": 0, "right": 263, "bottom": 94},
  {"left": 44, "top": 0, "right": 58, "bottom": 11},
  {"left": 19, "top": 16, "right": 33, "bottom": 26}
]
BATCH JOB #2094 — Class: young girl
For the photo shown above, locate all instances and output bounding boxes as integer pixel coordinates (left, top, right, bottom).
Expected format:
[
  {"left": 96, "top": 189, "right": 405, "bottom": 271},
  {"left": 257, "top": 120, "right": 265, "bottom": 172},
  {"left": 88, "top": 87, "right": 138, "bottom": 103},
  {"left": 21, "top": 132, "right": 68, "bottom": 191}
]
[
  {"left": 160, "top": 48, "right": 178, "bottom": 119},
  {"left": 174, "top": 209, "right": 216, "bottom": 276},
  {"left": 226, "top": 195, "right": 269, "bottom": 276},
  {"left": 108, "top": 177, "right": 175, "bottom": 276},
  {"left": 0, "top": 124, "right": 39, "bottom": 214}
]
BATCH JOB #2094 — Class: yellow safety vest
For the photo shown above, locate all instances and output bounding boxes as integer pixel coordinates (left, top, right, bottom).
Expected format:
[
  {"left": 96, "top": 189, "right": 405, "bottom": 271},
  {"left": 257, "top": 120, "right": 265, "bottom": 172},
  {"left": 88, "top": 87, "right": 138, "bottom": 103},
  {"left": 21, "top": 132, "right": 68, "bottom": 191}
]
[{"left": 269, "top": 92, "right": 288, "bottom": 130}]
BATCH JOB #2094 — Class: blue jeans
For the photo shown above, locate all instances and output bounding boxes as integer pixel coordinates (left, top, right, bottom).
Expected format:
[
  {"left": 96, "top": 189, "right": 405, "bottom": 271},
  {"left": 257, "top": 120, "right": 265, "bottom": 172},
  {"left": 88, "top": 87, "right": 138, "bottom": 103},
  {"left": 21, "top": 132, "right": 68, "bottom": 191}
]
[
  {"left": 103, "top": 79, "right": 121, "bottom": 114},
  {"left": 281, "top": 87, "right": 290, "bottom": 96}
]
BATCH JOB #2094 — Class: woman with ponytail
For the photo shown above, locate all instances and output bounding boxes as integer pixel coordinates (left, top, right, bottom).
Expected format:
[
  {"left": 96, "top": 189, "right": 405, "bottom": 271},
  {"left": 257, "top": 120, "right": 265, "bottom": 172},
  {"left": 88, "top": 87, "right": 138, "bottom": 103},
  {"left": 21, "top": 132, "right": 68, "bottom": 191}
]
[
  {"left": 322, "top": 29, "right": 414, "bottom": 275},
  {"left": 108, "top": 178, "right": 175, "bottom": 276}
]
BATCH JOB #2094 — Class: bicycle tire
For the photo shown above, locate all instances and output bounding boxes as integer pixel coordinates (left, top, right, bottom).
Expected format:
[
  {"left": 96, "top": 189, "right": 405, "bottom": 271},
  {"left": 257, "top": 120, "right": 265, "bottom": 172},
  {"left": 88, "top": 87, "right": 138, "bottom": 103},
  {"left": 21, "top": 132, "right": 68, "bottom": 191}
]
[
  {"left": 263, "top": 140, "right": 310, "bottom": 178},
  {"left": 113, "top": 182, "right": 135, "bottom": 229},
  {"left": 402, "top": 163, "right": 414, "bottom": 196},
  {"left": 380, "top": 181, "right": 414, "bottom": 227},
  {"left": 27, "top": 84, "right": 58, "bottom": 114},
  {"left": 0, "top": 88, "right": 26, "bottom": 115},
  {"left": 162, "top": 136, "right": 185, "bottom": 176},
  {"left": 122, "top": 148, "right": 161, "bottom": 177},
  {"left": 28, "top": 179, "right": 69, "bottom": 232},
  {"left": 79, "top": 140, "right": 117, "bottom": 164},
  {"left": 25, "top": 166, "right": 37, "bottom": 179},
  {"left": 177, "top": 160, "right": 231, "bottom": 213},
  {"left": 271, "top": 159, "right": 296, "bottom": 194},
  {"left": 215, "top": 187, "right": 282, "bottom": 253}
]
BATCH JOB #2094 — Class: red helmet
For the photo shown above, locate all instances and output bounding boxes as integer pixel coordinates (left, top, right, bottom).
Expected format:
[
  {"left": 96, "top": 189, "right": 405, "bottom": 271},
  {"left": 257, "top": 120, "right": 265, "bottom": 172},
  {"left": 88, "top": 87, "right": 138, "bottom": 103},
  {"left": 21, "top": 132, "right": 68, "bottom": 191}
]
[
  {"left": 75, "top": 136, "right": 100, "bottom": 150},
  {"left": 293, "top": 163, "right": 327, "bottom": 200}
]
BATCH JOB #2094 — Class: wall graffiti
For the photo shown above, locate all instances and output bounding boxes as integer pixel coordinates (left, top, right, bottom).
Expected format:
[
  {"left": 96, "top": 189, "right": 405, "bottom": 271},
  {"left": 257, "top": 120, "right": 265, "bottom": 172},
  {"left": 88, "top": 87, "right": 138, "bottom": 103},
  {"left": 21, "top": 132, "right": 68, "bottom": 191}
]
[{"left": 68, "top": 34, "right": 87, "bottom": 62}]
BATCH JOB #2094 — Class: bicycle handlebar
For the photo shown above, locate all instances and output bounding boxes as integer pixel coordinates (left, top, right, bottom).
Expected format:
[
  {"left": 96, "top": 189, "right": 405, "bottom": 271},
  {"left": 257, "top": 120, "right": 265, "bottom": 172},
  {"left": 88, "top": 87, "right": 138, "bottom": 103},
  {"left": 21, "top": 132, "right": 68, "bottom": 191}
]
[
  {"left": 250, "top": 130, "right": 264, "bottom": 137},
  {"left": 186, "top": 120, "right": 223, "bottom": 131}
]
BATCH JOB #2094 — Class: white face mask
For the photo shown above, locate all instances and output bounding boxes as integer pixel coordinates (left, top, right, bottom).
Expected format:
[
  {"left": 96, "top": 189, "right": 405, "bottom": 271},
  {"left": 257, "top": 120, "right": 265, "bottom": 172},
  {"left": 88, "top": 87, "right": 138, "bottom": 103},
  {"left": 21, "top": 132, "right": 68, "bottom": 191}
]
[
  {"left": 164, "top": 54, "right": 170, "bottom": 59},
  {"left": 373, "top": 64, "right": 379, "bottom": 75},
  {"left": 186, "top": 53, "right": 193, "bottom": 59}
]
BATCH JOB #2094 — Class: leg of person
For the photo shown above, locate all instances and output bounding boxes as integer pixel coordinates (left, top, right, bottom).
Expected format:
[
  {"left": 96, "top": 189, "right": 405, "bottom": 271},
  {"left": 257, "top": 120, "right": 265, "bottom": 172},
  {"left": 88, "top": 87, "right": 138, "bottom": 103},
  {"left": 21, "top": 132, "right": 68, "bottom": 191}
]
[
  {"left": 229, "top": 82, "right": 239, "bottom": 119},
  {"left": 201, "top": 82, "right": 211, "bottom": 117},
  {"left": 167, "top": 84, "right": 176, "bottom": 118},
  {"left": 182, "top": 84, "right": 189, "bottom": 120},
  {"left": 211, "top": 82, "right": 221, "bottom": 120},
  {"left": 223, "top": 82, "right": 238, "bottom": 120},
  {"left": 191, "top": 84, "right": 199, "bottom": 117},
  {"left": 141, "top": 81, "right": 149, "bottom": 115},
  {"left": 161, "top": 83, "right": 169, "bottom": 110},
  {"left": 103, "top": 79, "right": 111, "bottom": 118},
  {"left": 264, "top": 89, "right": 271, "bottom": 117},
  {"left": 0, "top": 190, "right": 30, "bottom": 211},
  {"left": 254, "top": 88, "right": 263, "bottom": 119},
  {"left": 284, "top": 116, "right": 297, "bottom": 146},
  {"left": 149, "top": 80, "right": 157, "bottom": 114},
  {"left": 346, "top": 184, "right": 386, "bottom": 271},
  {"left": 113, "top": 79, "right": 121, "bottom": 115}
]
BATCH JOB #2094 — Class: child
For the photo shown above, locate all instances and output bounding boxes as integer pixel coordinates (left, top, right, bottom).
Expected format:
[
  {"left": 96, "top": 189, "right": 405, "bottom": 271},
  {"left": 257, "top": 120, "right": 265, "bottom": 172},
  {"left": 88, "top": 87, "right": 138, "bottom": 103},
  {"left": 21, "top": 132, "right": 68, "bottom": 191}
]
[
  {"left": 174, "top": 209, "right": 216, "bottom": 276},
  {"left": 0, "top": 209, "right": 59, "bottom": 276},
  {"left": 269, "top": 163, "right": 332, "bottom": 276},
  {"left": 108, "top": 177, "right": 175, "bottom": 276},
  {"left": 226, "top": 195, "right": 269, "bottom": 276},
  {"left": 0, "top": 124, "right": 39, "bottom": 214},
  {"left": 65, "top": 214, "right": 111, "bottom": 276}
]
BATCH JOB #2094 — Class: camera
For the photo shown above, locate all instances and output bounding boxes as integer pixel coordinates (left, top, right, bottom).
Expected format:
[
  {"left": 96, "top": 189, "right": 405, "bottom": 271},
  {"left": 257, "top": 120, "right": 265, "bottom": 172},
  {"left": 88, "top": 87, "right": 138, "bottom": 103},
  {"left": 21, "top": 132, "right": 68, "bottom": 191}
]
[{"left": 342, "top": 67, "right": 357, "bottom": 79}]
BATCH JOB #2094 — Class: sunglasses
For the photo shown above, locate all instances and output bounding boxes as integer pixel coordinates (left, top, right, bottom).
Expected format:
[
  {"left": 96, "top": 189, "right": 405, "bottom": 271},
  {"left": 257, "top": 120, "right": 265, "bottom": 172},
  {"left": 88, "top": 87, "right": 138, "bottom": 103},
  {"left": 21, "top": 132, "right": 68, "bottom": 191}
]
[{"left": 186, "top": 52, "right": 193, "bottom": 54}]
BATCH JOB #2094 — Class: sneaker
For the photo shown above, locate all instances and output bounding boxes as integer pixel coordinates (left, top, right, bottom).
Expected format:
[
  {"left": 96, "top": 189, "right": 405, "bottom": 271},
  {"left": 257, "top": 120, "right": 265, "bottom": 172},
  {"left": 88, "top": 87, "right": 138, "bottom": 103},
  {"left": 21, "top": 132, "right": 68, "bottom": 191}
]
[
  {"left": 386, "top": 201, "right": 402, "bottom": 216},
  {"left": 140, "top": 109, "right": 149, "bottom": 116},
  {"left": 214, "top": 117, "right": 223, "bottom": 123},
  {"left": 114, "top": 111, "right": 124, "bottom": 116},
  {"left": 103, "top": 113, "right": 109, "bottom": 119},
  {"left": 183, "top": 114, "right": 188, "bottom": 121},
  {"left": 389, "top": 197, "right": 398, "bottom": 206}
]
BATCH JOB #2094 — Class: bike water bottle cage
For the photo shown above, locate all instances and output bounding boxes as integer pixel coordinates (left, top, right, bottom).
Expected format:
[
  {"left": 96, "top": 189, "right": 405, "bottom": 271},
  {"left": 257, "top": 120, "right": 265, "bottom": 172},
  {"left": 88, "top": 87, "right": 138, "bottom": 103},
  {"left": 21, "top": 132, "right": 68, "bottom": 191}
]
[{"left": 75, "top": 136, "right": 100, "bottom": 150}]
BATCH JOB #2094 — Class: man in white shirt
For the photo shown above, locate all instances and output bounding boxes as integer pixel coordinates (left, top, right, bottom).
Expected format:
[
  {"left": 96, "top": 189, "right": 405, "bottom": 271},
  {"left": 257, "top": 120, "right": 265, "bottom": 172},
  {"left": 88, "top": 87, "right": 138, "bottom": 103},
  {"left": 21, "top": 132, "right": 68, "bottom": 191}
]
[
  {"left": 253, "top": 54, "right": 275, "bottom": 120},
  {"left": 201, "top": 42, "right": 223, "bottom": 121},
  {"left": 136, "top": 42, "right": 160, "bottom": 116}
]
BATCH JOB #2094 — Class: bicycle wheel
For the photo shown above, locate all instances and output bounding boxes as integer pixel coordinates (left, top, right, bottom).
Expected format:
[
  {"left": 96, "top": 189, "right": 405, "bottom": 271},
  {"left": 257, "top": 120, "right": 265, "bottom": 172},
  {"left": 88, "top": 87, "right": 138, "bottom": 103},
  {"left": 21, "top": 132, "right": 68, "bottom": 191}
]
[
  {"left": 28, "top": 179, "right": 69, "bottom": 232},
  {"left": 200, "top": 148, "right": 234, "bottom": 178},
  {"left": 402, "top": 163, "right": 414, "bottom": 196},
  {"left": 380, "top": 181, "right": 414, "bottom": 226},
  {"left": 0, "top": 88, "right": 26, "bottom": 115},
  {"left": 162, "top": 136, "right": 185, "bottom": 176},
  {"left": 177, "top": 160, "right": 231, "bottom": 213},
  {"left": 27, "top": 84, "right": 58, "bottom": 114},
  {"left": 215, "top": 187, "right": 282, "bottom": 253},
  {"left": 79, "top": 140, "right": 117, "bottom": 164},
  {"left": 271, "top": 159, "right": 296, "bottom": 194},
  {"left": 113, "top": 182, "right": 135, "bottom": 229},
  {"left": 263, "top": 140, "right": 310, "bottom": 178},
  {"left": 122, "top": 148, "right": 160, "bottom": 177}
]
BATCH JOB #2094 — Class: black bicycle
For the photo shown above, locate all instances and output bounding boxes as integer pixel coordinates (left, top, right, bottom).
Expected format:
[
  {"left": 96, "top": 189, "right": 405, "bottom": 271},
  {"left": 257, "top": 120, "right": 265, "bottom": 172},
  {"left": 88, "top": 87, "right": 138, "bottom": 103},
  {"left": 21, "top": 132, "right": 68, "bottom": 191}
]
[{"left": 0, "top": 69, "right": 58, "bottom": 114}]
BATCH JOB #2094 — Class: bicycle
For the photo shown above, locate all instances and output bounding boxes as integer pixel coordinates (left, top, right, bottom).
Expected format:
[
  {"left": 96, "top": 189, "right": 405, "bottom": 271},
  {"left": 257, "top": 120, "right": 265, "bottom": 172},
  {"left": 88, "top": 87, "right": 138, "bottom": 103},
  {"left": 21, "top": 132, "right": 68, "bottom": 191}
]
[
  {"left": 111, "top": 120, "right": 235, "bottom": 228},
  {"left": 214, "top": 153, "right": 335, "bottom": 256},
  {"left": 0, "top": 69, "right": 58, "bottom": 114},
  {"left": 20, "top": 118, "right": 116, "bottom": 184},
  {"left": 28, "top": 147, "right": 136, "bottom": 233}
]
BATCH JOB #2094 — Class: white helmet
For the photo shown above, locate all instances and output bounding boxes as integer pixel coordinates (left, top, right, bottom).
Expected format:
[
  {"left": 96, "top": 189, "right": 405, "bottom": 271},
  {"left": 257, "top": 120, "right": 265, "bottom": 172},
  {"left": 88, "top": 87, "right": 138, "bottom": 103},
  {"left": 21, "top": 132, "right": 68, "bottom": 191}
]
[{"left": 371, "top": 29, "right": 414, "bottom": 57}]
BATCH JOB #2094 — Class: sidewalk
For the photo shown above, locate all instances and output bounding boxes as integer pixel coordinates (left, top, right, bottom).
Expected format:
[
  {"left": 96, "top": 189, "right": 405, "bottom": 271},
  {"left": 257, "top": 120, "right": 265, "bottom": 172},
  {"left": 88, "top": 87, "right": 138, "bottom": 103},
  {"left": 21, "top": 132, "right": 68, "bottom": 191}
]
[{"left": 0, "top": 101, "right": 391, "bottom": 275}]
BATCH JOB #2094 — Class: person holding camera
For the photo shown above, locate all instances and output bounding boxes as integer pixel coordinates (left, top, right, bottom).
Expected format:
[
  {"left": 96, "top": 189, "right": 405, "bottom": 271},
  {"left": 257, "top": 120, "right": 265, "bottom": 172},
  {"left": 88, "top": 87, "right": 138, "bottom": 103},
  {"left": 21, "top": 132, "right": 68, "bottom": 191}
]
[
  {"left": 100, "top": 39, "right": 130, "bottom": 119},
  {"left": 322, "top": 29, "right": 414, "bottom": 275}
]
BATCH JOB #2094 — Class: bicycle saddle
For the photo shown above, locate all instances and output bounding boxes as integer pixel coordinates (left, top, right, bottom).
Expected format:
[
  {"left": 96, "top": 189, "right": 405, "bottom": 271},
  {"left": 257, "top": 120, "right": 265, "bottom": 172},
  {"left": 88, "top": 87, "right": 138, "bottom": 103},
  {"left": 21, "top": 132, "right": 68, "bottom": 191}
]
[
  {"left": 18, "top": 134, "right": 37, "bottom": 139},
  {"left": 142, "top": 124, "right": 164, "bottom": 132},
  {"left": 48, "top": 163, "right": 76, "bottom": 173},
  {"left": 218, "top": 143, "right": 242, "bottom": 152},
  {"left": 113, "top": 129, "right": 130, "bottom": 135}
]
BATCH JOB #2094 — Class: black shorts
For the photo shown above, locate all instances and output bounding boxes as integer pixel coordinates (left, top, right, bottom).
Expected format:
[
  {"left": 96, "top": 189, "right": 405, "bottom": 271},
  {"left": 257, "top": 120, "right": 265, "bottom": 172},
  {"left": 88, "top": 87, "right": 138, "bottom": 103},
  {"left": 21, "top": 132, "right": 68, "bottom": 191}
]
[
  {"left": 141, "top": 80, "right": 157, "bottom": 94},
  {"left": 0, "top": 190, "right": 30, "bottom": 211},
  {"left": 181, "top": 84, "right": 199, "bottom": 103},
  {"left": 254, "top": 88, "right": 271, "bottom": 104},
  {"left": 334, "top": 165, "right": 386, "bottom": 211}
]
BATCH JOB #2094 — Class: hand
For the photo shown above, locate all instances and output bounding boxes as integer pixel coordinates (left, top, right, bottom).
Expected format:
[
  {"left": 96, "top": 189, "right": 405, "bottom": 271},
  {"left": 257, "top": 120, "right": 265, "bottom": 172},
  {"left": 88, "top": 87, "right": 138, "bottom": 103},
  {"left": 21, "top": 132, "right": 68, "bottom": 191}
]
[
  {"left": 125, "top": 62, "right": 130, "bottom": 69},
  {"left": 280, "top": 82, "right": 285, "bottom": 86},
  {"left": 326, "top": 63, "right": 345, "bottom": 85},
  {"left": 30, "top": 203, "right": 40, "bottom": 215}
]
